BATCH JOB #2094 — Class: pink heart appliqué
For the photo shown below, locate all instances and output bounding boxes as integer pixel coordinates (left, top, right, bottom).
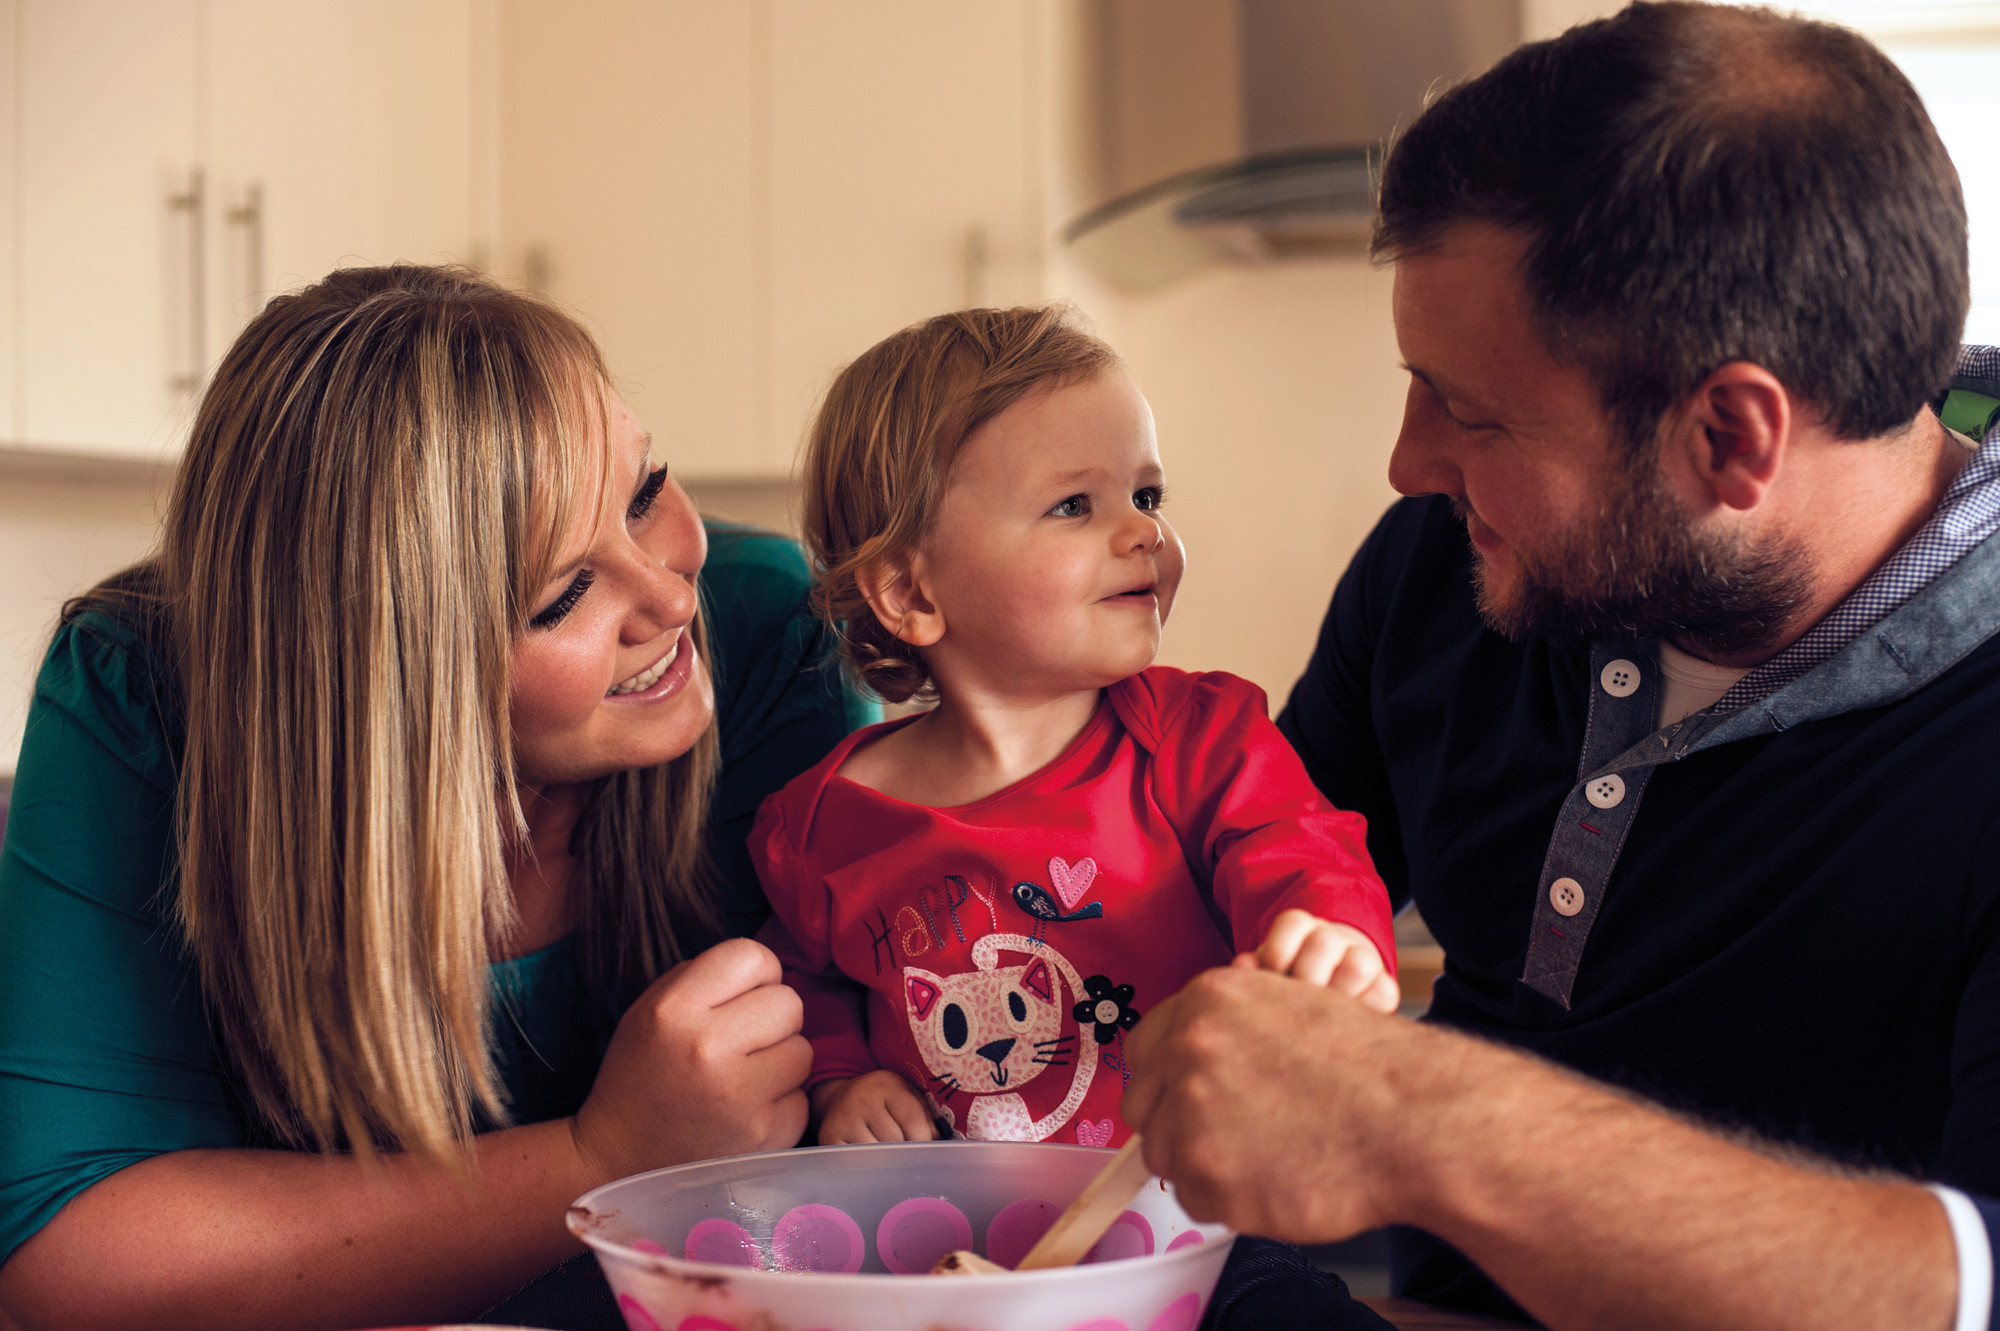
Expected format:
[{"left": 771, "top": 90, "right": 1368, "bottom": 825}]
[
  {"left": 1048, "top": 856, "right": 1098, "bottom": 912},
  {"left": 1075, "top": 1117, "right": 1114, "bottom": 1147}
]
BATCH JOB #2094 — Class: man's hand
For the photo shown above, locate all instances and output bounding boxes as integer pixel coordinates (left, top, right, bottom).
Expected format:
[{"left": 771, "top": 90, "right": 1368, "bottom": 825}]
[
  {"left": 813, "top": 1070, "right": 938, "bottom": 1144},
  {"left": 1253, "top": 908, "right": 1400, "bottom": 1012},
  {"left": 1121, "top": 964, "right": 1420, "bottom": 1243}
]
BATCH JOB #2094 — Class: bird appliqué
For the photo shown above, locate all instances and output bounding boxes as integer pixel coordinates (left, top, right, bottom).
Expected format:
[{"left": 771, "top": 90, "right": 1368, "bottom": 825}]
[{"left": 1011, "top": 855, "right": 1105, "bottom": 943}]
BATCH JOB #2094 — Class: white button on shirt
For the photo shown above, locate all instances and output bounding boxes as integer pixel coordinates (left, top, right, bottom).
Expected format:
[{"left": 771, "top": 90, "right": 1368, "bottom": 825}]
[
  {"left": 1600, "top": 659, "right": 1642, "bottom": 697},
  {"left": 1550, "top": 877, "right": 1585, "bottom": 917},
  {"left": 1586, "top": 774, "right": 1626, "bottom": 809}
]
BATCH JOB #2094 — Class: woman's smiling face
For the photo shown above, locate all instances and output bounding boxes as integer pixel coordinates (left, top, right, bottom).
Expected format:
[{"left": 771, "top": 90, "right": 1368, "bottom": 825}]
[{"left": 509, "top": 391, "right": 714, "bottom": 788}]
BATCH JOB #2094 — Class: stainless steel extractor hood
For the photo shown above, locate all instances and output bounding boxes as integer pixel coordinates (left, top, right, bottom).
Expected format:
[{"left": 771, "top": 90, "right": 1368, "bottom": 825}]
[{"left": 1065, "top": 0, "right": 1526, "bottom": 291}]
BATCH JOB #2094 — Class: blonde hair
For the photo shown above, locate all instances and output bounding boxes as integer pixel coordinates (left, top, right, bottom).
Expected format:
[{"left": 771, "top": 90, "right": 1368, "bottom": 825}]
[
  {"left": 801, "top": 306, "right": 1117, "bottom": 702},
  {"left": 69, "top": 265, "right": 718, "bottom": 1158}
]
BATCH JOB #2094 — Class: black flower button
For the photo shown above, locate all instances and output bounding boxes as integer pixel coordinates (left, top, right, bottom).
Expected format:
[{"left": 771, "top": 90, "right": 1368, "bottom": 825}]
[{"left": 1074, "top": 975, "right": 1140, "bottom": 1045}]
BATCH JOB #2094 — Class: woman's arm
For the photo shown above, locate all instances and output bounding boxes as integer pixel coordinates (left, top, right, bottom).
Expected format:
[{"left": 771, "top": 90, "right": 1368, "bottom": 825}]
[
  {"left": 2, "top": 1120, "right": 590, "bottom": 1330},
  {"left": 0, "top": 939, "right": 811, "bottom": 1331}
]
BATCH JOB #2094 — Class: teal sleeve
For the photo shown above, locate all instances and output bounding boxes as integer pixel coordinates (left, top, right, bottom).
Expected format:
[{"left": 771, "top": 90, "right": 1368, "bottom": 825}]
[
  {"left": 701, "top": 521, "right": 880, "bottom": 942},
  {"left": 0, "top": 616, "right": 245, "bottom": 1267}
]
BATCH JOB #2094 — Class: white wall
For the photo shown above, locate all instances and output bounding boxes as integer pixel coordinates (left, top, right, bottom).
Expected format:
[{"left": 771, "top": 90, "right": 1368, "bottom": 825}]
[{"left": 0, "top": 461, "right": 169, "bottom": 772}]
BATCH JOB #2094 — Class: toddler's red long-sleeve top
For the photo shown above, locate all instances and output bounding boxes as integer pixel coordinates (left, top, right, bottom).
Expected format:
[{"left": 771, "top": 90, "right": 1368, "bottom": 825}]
[{"left": 753, "top": 666, "right": 1393, "bottom": 1147}]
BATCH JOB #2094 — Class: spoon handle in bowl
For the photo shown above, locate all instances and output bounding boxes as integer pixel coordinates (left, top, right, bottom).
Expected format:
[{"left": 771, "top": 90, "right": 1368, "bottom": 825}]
[{"left": 1014, "top": 1135, "right": 1153, "bottom": 1271}]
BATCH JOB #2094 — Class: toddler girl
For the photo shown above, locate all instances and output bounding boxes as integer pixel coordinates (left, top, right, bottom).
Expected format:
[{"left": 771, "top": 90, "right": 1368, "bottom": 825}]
[{"left": 754, "top": 307, "right": 1397, "bottom": 1151}]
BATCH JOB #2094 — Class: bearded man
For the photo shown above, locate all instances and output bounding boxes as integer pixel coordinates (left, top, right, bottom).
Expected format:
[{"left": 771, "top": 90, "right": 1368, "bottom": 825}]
[{"left": 1161, "top": 1, "right": 2000, "bottom": 1324}]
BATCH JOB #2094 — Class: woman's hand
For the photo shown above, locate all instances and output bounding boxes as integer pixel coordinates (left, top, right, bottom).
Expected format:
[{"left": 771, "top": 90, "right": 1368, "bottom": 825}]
[
  {"left": 813, "top": 1070, "right": 938, "bottom": 1144},
  {"left": 572, "top": 937, "right": 811, "bottom": 1185}
]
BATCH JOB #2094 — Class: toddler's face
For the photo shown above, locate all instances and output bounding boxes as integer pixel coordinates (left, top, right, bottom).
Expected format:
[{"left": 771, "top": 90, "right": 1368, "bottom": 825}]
[{"left": 921, "top": 368, "right": 1184, "bottom": 698}]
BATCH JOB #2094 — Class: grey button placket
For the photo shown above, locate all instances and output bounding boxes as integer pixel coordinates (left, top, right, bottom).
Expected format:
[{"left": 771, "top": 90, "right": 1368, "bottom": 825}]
[
  {"left": 1521, "top": 640, "right": 1662, "bottom": 1008},
  {"left": 1511, "top": 527, "right": 2000, "bottom": 1010}
]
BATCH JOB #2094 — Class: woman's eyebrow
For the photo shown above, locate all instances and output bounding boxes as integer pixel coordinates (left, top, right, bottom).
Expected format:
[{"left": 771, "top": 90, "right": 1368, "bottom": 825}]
[
  {"left": 627, "top": 432, "right": 655, "bottom": 497},
  {"left": 540, "top": 432, "right": 659, "bottom": 585}
]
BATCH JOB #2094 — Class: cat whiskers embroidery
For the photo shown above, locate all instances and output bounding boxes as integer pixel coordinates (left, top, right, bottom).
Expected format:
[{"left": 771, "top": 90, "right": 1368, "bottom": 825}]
[{"left": 1030, "top": 1035, "right": 1073, "bottom": 1069}]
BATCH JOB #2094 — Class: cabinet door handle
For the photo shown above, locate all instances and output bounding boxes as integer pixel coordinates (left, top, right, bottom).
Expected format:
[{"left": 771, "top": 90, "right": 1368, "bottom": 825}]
[
  {"left": 226, "top": 182, "right": 265, "bottom": 314},
  {"left": 167, "top": 168, "right": 206, "bottom": 393}
]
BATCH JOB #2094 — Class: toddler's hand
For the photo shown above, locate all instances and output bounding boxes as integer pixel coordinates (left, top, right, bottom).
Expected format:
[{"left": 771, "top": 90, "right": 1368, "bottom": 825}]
[
  {"left": 1252, "top": 909, "right": 1400, "bottom": 1013},
  {"left": 813, "top": 1070, "right": 939, "bottom": 1144}
]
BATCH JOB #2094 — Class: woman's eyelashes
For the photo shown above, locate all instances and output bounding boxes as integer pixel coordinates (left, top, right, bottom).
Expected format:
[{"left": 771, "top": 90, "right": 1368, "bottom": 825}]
[
  {"left": 529, "top": 569, "right": 595, "bottom": 630},
  {"left": 527, "top": 468, "right": 666, "bottom": 630},
  {"left": 628, "top": 465, "right": 668, "bottom": 521}
]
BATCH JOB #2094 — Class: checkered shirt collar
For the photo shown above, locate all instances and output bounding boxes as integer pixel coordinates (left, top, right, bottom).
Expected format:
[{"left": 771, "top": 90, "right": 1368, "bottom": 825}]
[{"left": 1713, "top": 345, "right": 2000, "bottom": 712}]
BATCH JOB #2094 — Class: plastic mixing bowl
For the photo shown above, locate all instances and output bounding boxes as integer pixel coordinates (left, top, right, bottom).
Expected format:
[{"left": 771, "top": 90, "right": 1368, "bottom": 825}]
[{"left": 567, "top": 1141, "right": 1236, "bottom": 1331}]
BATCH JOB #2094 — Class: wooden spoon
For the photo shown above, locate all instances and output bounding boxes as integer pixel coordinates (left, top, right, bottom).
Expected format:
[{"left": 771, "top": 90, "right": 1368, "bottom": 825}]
[{"left": 931, "top": 1135, "right": 1153, "bottom": 1276}]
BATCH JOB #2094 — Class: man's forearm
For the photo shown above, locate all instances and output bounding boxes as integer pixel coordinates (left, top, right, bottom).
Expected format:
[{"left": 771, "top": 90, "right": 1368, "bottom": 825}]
[
  {"left": 1123, "top": 967, "right": 1960, "bottom": 1331},
  {"left": 1384, "top": 1027, "right": 1958, "bottom": 1331}
]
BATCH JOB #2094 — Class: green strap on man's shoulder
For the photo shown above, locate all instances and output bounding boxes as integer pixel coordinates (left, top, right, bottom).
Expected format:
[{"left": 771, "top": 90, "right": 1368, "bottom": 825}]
[{"left": 1941, "top": 387, "right": 2000, "bottom": 441}]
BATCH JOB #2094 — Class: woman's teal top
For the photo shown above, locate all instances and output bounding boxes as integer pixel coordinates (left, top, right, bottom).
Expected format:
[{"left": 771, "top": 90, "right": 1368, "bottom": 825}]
[{"left": 0, "top": 522, "right": 876, "bottom": 1265}]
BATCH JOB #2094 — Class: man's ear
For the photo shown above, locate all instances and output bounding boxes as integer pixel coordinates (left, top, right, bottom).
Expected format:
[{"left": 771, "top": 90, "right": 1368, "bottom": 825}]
[
  {"left": 857, "top": 551, "right": 946, "bottom": 648},
  {"left": 1674, "top": 362, "right": 1793, "bottom": 513}
]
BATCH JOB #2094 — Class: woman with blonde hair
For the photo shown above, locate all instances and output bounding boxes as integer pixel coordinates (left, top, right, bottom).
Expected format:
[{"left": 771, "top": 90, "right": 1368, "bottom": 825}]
[{"left": 0, "top": 265, "right": 869, "bottom": 1328}]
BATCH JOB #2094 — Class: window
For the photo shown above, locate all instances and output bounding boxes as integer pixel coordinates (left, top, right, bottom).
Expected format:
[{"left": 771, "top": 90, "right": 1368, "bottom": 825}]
[{"left": 1737, "top": 1, "right": 2000, "bottom": 342}]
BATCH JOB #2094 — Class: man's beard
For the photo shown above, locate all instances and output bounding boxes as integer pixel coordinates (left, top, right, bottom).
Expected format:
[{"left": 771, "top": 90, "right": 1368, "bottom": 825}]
[{"left": 1465, "top": 456, "right": 1814, "bottom": 659}]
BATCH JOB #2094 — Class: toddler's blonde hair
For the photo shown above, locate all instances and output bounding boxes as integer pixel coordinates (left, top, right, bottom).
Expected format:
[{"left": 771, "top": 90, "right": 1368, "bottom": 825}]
[{"left": 801, "top": 306, "right": 1117, "bottom": 702}]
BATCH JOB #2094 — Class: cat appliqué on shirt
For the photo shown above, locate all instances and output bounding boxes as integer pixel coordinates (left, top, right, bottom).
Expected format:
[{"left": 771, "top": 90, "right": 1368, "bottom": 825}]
[
  {"left": 904, "top": 859, "right": 1152, "bottom": 1143},
  {"left": 899, "top": 856, "right": 1133, "bottom": 1144}
]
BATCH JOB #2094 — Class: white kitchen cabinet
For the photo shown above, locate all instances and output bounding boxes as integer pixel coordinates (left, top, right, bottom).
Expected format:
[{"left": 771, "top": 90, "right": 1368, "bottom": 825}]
[
  {"left": 17, "top": 0, "right": 202, "bottom": 461},
  {"left": 204, "top": 0, "right": 476, "bottom": 355},
  {"left": 766, "top": 1, "right": 1041, "bottom": 470},
  {"left": 9, "top": 0, "right": 478, "bottom": 461},
  {"left": 500, "top": 0, "right": 763, "bottom": 479},
  {"left": 498, "top": 0, "right": 1044, "bottom": 480}
]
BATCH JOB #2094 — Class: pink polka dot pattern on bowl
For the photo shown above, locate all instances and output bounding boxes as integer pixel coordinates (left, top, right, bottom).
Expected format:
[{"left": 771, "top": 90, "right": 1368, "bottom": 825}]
[
  {"left": 675, "top": 1318, "right": 741, "bottom": 1331},
  {"left": 1144, "top": 1292, "right": 1205, "bottom": 1331},
  {"left": 1050, "top": 1291, "right": 1203, "bottom": 1331},
  {"left": 874, "top": 1196, "right": 973, "bottom": 1274},
  {"left": 1082, "top": 1209, "right": 1155, "bottom": 1265},
  {"left": 615, "top": 1292, "right": 664, "bottom": 1331},
  {"left": 629, "top": 1238, "right": 669, "bottom": 1257},
  {"left": 682, "top": 1218, "right": 762, "bottom": 1268},
  {"left": 771, "top": 1203, "right": 866, "bottom": 1274},
  {"left": 1166, "top": 1230, "right": 1206, "bottom": 1253},
  {"left": 982, "top": 1197, "right": 1060, "bottom": 1269}
]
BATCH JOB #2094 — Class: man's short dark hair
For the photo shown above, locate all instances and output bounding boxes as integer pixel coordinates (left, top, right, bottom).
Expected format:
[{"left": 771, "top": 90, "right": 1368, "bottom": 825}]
[{"left": 1375, "top": 1, "right": 1968, "bottom": 452}]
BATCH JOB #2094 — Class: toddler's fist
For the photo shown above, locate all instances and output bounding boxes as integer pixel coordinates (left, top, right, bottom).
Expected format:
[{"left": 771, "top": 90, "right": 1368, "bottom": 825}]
[
  {"left": 1252, "top": 909, "right": 1400, "bottom": 1013},
  {"left": 813, "top": 1070, "right": 940, "bottom": 1144}
]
